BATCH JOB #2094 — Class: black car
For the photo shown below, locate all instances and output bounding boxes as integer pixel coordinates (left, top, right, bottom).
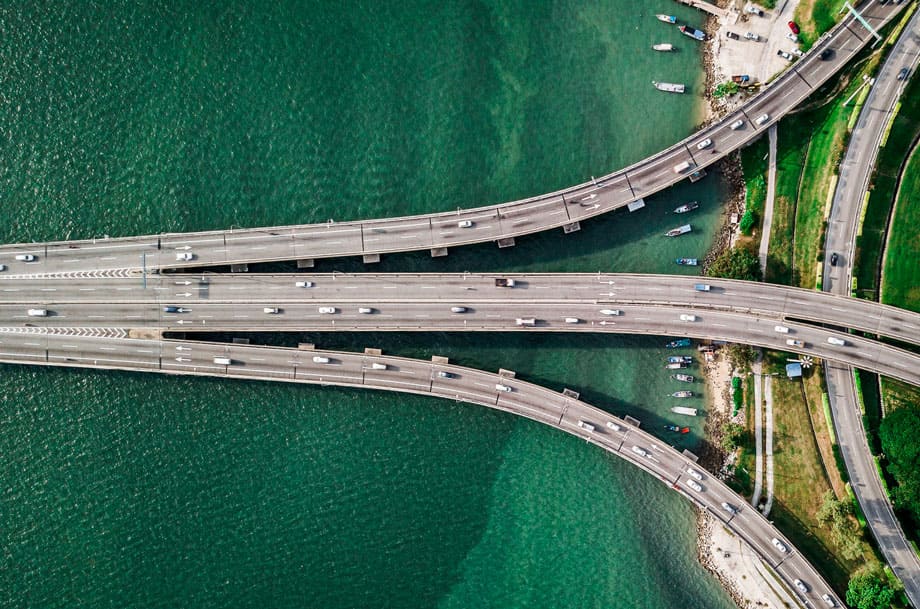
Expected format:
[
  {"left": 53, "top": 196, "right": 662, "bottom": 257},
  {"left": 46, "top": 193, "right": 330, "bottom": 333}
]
[
  {"left": 830, "top": 253, "right": 839, "bottom": 266},
  {"left": 819, "top": 48, "right": 834, "bottom": 61},
  {"left": 726, "top": 31, "right": 740, "bottom": 40},
  {"left": 897, "top": 67, "right": 910, "bottom": 81}
]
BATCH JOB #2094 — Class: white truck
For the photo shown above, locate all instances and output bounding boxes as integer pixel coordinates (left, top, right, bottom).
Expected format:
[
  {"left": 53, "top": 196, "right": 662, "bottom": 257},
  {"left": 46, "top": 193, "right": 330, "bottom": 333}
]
[
  {"left": 515, "top": 318, "right": 536, "bottom": 326},
  {"left": 673, "top": 160, "right": 693, "bottom": 174},
  {"left": 495, "top": 278, "right": 516, "bottom": 287}
]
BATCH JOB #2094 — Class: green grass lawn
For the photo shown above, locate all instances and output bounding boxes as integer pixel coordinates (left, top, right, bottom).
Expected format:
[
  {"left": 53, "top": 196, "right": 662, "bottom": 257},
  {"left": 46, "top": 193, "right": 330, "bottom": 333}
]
[{"left": 880, "top": 143, "right": 920, "bottom": 311}]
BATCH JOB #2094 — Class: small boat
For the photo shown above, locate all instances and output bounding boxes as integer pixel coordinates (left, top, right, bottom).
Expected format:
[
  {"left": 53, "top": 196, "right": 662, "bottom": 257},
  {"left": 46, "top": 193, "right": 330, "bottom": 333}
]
[
  {"left": 652, "top": 43, "right": 674, "bottom": 52},
  {"left": 665, "top": 224, "right": 692, "bottom": 237},
  {"left": 674, "top": 202, "right": 700, "bottom": 214},
  {"left": 671, "top": 406, "right": 699, "bottom": 416},
  {"left": 666, "top": 362, "right": 688, "bottom": 369},
  {"left": 676, "top": 258, "right": 698, "bottom": 266},
  {"left": 671, "top": 391, "right": 694, "bottom": 398},
  {"left": 667, "top": 355, "right": 693, "bottom": 364},
  {"left": 666, "top": 338, "right": 692, "bottom": 349},
  {"left": 656, "top": 14, "right": 677, "bottom": 24},
  {"left": 653, "top": 81, "right": 686, "bottom": 94},
  {"left": 671, "top": 373, "right": 695, "bottom": 383},
  {"left": 664, "top": 424, "right": 682, "bottom": 432},
  {"left": 681, "top": 426, "right": 691, "bottom": 434},
  {"left": 731, "top": 74, "right": 751, "bottom": 84},
  {"left": 679, "top": 25, "right": 706, "bottom": 41}
]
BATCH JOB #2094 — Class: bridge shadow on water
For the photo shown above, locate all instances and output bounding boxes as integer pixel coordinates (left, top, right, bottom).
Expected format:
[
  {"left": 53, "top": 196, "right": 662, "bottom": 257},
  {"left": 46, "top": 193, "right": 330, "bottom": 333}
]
[{"left": 175, "top": 330, "right": 710, "bottom": 452}]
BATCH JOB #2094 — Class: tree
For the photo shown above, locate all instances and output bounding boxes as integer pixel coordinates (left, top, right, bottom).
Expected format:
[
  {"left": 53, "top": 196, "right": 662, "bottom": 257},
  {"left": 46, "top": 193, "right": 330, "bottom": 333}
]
[
  {"left": 816, "top": 491, "right": 862, "bottom": 560},
  {"left": 879, "top": 406, "right": 920, "bottom": 527},
  {"left": 739, "top": 209, "right": 756, "bottom": 235},
  {"left": 713, "top": 80, "right": 739, "bottom": 98},
  {"left": 721, "top": 422, "right": 745, "bottom": 452},
  {"left": 726, "top": 344, "right": 758, "bottom": 371},
  {"left": 846, "top": 570, "right": 896, "bottom": 609},
  {"left": 705, "top": 245, "right": 762, "bottom": 282}
]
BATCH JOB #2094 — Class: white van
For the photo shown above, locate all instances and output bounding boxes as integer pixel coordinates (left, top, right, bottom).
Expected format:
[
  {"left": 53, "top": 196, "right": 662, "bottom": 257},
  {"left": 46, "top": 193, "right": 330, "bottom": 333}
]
[
  {"left": 577, "top": 420, "right": 596, "bottom": 432},
  {"left": 827, "top": 336, "right": 846, "bottom": 346},
  {"left": 15, "top": 254, "right": 35, "bottom": 262},
  {"left": 606, "top": 421, "right": 622, "bottom": 432},
  {"left": 358, "top": 307, "right": 374, "bottom": 314},
  {"left": 312, "top": 356, "right": 331, "bottom": 364},
  {"left": 774, "top": 325, "right": 789, "bottom": 333},
  {"left": 295, "top": 281, "right": 313, "bottom": 288},
  {"left": 680, "top": 314, "right": 697, "bottom": 322},
  {"left": 515, "top": 318, "right": 536, "bottom": 326},
  {"left": 213, "top": 356, "right": 232, "bottom": 365},
  {"left": 457, "top": 220, "right": 473, "bottom": 228},
  {"left": 673, "top": 160, "right": 693, "bottom": 174},
  {"left": 263, "top": 307, "right": 280, "bottom": 314},
  {"left": 370, "top": 362, "right": 387, "bottom": 370},
  {"left": 564, "top": 317, "right": 581, "bottom": 324},
  {"left": 27, "top": 309, "right": 48, "bottom": 317},
  {"left": 599, "top": 309, "right": 622, "bottom": 316},
  {"left": 495, "top": 384, "right": 512, "bottom": 392}
]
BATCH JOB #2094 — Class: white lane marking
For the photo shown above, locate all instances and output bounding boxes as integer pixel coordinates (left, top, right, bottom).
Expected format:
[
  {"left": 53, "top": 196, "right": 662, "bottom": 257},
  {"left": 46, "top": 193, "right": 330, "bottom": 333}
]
[
  {"left": 23, "top": 342, "right": 42, "bottom": 347},
  {"left": 233, "top": 315, "right": 250, "bottom": 319},
  {"left": 116, "top": 287, "right": 132, "bottom": 291},
  {"left": 40, "top": 288, "right": 57, "bottom": 292},
  {"left": 2, "top": 289, "right": 20, "bottom": 292},
  {"left": 79, "top": 288, "right": 96, "bottom": 292}
]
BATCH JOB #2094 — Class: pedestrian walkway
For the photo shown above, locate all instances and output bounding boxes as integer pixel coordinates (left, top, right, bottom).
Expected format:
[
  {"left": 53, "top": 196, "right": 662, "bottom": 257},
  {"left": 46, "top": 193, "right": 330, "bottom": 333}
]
[{"left": 759, "top": 125, "right": 778, "bottom": 276}]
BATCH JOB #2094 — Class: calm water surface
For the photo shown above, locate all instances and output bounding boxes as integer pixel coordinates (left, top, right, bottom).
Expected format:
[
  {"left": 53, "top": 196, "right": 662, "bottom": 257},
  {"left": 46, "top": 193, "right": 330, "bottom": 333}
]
[{"left": 0, "top": 1, "right": 736, "bottom": 607}]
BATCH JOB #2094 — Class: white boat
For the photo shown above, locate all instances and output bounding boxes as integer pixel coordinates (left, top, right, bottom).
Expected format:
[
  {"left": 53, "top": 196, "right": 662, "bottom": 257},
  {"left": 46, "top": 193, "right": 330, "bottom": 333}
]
[
  {"left": 665, "top": 224, "right": 692, "bottom": 237},
  {"left": 652, "top": 43, "right": 674, "bottom": 51},
  {"left": 656, "top": 14, "right": 677, "bottom": 24},
  {"left": 653, "top": 81, "right": 685, "bottom": 94},
  {"left": 671, "top": 406, "right": 699, "bottom": 416}
]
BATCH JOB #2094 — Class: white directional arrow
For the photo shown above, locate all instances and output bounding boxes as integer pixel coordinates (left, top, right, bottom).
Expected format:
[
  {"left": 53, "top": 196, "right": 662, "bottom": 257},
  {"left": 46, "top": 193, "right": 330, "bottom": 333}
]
[
  {"left": 175, "top": 346, "right": 191, "bottom": 351},
  {"left": 176, "top": 292, "right": 192, "bottom": 297},
  {"left": 599, "top": 320, "right": 616, "bottom": 326},
  {"left": 176, "top": 320, "right": 187, "bottom": 325},
  {"left": 580, "top": 194, "right": 597, "bottom": 201},
  {"left": 175, "top": 357, "right": 191, "bottom": 362},
  {"left": 601, "top": 292, "right": 616, "bottom": 297},
  {"left": 175, "top": 245, "right": 192, "bottom": 250},
  {"left": 175, "top": 281, "right": 192, "bottom": 286}
]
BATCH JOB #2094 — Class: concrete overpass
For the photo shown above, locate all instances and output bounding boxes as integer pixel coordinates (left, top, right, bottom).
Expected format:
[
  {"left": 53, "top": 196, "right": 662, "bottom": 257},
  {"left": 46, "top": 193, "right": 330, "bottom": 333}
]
[
  {"left": 0, "top": 2, "right": 905, "bottom": 275},
  {"left": 3, "top": 273, "right": 920, "bottom": 387},
  {"left": 0, "top": 333, "right": 847, "bottom": 609}
]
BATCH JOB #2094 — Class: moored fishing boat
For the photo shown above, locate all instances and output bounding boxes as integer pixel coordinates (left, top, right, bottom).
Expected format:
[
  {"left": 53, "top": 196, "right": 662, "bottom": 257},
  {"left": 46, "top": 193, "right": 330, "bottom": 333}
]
[
  {"left": 679, "top": 25, "right": 706, "bottom": 41},
  {"left": 671, "top": 390, "right": 694, "bottom": 398},
  {"left": 656, "top": 14, "right": 677, "bottom": 23},
  {"left": 671, "top": 373, "right": 695, "bottom": 383},
  {"left": 671, "top": 406, "right": 699, "bottom": 416},
  {"left": 665, "top": 224, "right": 692, "bottom": 237},
  {"left": 652, "top": 43, "right": 674, "bottom": 51},
  {"left": 666, "top": 362, "right": 688, "bottom": 369},
  {"left": 652, "top": 81, "right": 685, "bottom": 94},
  {"left": 666, "top": 338, "right": 692, "bottom": 349},
  {"left": 674, "top": 201, "right": 700, "bottom": 214},
  {"left": 676, "top": 258, "right": 698, "bottom": 266},
  {"left": 667, "top": 355, "right": 693, "bottom": 364}
]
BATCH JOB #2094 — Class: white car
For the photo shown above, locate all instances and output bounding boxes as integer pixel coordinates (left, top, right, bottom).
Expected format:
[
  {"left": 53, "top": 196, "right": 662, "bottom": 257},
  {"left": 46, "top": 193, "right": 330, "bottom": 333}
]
[
  {"left": 358, "top": 307, "right": 374, "bottom": 314},
  {"left": 14, "top": 254, "right": 35, "bottom": 262},
  {"left": 756, "top": 113, "right": 770, "bottom": 126},
  {"left": 631, "top": 446, "right": 648, "bottom": 458},
  {"left": 495, "top": 384, "right": 512, "bottom": 392},
  {"left": 744, "top": 32, "right": 760, "bottom": 41},
  {"left": 679, "top": 314, "right": 697, "bottom": 322},
  {"left": 318, "top": 307, "right": 337, "bottom": 314},
  {"left": 794, "top": 579, "right": 809, "bottom": 594},
  {"left": 599, "top": 309, "right": 622, "bottom": 316},
  {"left": 295, "top": 281, "right": 313, "bottom": 288},
  {"left": 450, "top": 306, "right": 468, "bottom": 313},
  {"left": 771, "top": 537, "right": 788, "bottom": 553},
  {"left": 176, "top": 252, "right": 194, "bottom": 261},
  {"left": 564, "top": 317, "right": 581, "bottom": 324},
  {"left": 786, "top": 339, "right": 804, "bottom": 347},
  {"left": 721, "top": 502, "right": 738, "bottom": 514},
  {"left": 821, "top": 594, "right": 837, "bottom": 607},
  {"left": 457, "top": 220, "right": 473, "bottom": 228},
  {"left": 312, "top": 356, "right": 330, "bottom": 364},
  {"left": 687, "top": 468, "right": 703, "bottom": 481},
  {"left": 27, "top": 308, "right": 48, "bottom": 317},
  {"left": 686, "top": 480, "right": 703, "bottom": 492},
  {"left": 777, "top": 50, "right": 794, "bottom": 61},
  {"left": 729, "top": 119, "right": 745, "bottom": 130},
  {"left": 774, "top": 325, "right": 789, "bottom": 333},
  {"left": 0, "top": 264, "right": 5, "bottom": 272},
  {"left": 696, "top": 138, "right": 712, "bottom": 150},
  {"left": 792, "top": 48, "right": 804, "bottom": 57},
  {"left": 263, "top": 307, "right": 280, "bottom": 314}
]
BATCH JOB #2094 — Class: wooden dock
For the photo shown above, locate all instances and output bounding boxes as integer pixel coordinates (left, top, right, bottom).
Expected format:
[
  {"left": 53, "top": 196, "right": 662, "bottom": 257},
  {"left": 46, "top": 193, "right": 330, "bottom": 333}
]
[{"left": 674, "top": 0, "right": 729, "bottom": 20}]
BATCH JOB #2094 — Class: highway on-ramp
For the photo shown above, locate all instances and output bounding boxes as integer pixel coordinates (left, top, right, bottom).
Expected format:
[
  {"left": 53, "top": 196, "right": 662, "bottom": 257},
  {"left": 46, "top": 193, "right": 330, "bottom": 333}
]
[
  {"left": 0, "top": 2, "right": 904, "bottom": 275},
  {"left": 0, "top": 332, "right": 847, "bottom": 609}
]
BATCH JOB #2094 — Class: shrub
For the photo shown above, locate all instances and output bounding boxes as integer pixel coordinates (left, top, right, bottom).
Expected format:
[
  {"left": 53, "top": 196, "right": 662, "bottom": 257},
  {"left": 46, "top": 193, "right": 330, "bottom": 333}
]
[{"left": 739, "top": 209, "right": 756, "bottom": 235}]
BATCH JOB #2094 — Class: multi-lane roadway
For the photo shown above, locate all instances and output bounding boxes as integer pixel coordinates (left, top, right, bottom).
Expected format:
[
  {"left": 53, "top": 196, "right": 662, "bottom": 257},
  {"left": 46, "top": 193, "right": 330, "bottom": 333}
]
[
  {"left": 0, "top": 2, "right": 904, "bottom": 274},
  {"left": 0, "top": 333, "right": 846, "bottom": 609}
]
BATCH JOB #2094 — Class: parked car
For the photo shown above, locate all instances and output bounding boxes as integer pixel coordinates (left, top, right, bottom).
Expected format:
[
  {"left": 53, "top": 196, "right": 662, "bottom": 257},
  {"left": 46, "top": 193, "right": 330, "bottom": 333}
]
[
  {"left": 744, "top": 31, "right": 760, "bottom": 41},
  {"left": 726, "top": 31, "right": 740, "bottom": 40},
  {"left": 785, "top": 32, "right": 799, "bottom": 43},
  {"left": 745, "top": 5, "right": 765, "bottom": 16},
  {"left": 788, "top": 20, "right": 800, "bottom": 34},
  {"left": 777, "top": 50, "right": 794, "bottom": 61}
]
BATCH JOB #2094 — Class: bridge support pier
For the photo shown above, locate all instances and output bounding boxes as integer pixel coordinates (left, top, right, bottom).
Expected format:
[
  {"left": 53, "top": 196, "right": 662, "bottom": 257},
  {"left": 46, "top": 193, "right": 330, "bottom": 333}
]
[
  {"left": 230, "top": 263, "right": 248, "bottom": 272},
  {"left": 562, "top": 222, "right": 581, "bottom": 234},
  {"left": 363, "top": 254, "right": 381, "bottom": 264},
  {"left": 496, "top": 237, "right": 515, "bottom": 249},
  {"left": 430, "top": 247, "right": 448, "bottom": 257},
  {"left": 296, "top": 258, "right": 315, "bottom": 268}
]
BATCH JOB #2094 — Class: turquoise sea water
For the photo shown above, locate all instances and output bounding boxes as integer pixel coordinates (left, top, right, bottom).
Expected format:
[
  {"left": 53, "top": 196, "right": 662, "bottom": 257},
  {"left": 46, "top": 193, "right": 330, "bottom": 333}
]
[{"left": 0, "top": 1, "right": 737, "bottom": 607}]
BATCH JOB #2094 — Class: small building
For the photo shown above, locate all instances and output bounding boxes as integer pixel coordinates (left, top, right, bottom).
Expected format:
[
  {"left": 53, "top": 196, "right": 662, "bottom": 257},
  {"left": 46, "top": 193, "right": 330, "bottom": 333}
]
[{"left": 786, "top": 363, "right": 803, "bottom": 379}]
